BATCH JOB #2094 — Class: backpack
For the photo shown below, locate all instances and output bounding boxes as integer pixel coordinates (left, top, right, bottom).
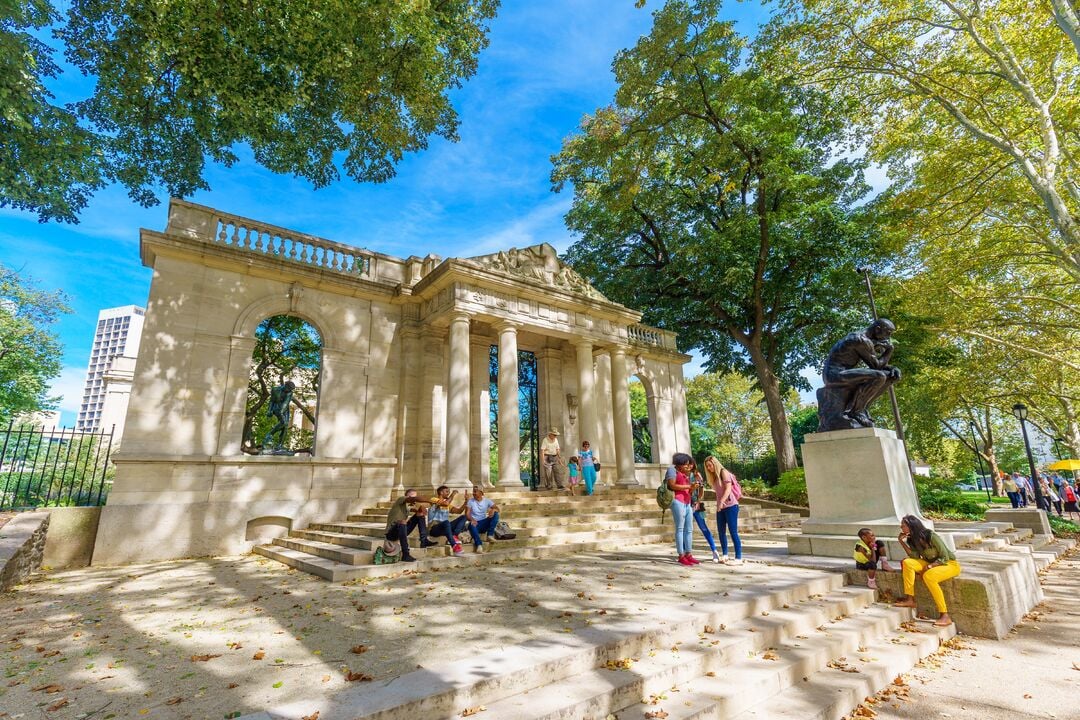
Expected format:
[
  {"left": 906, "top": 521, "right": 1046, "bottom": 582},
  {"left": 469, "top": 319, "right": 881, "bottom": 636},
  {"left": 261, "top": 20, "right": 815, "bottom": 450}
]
[
  {"left": 373, "top": 539, "right": 401, "bottom": 565},
  {"left": 493, "top": 521, "right": 517, "bottom": 540},
  {"left": 1065, "top": 485, "right": 1076, "bottom": 503},
  {"left": 656, "top": 478, "right": 674, "bottom": 511},
  {"left": 726, "top": 469, "right": 743, "bottom": 502}
]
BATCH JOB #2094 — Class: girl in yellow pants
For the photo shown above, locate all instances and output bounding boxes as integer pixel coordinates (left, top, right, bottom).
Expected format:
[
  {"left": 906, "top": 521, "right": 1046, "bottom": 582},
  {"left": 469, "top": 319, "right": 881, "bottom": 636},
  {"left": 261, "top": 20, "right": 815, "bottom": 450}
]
[{"left": 893, "top": 515, "right": 962, "bottom": 627}]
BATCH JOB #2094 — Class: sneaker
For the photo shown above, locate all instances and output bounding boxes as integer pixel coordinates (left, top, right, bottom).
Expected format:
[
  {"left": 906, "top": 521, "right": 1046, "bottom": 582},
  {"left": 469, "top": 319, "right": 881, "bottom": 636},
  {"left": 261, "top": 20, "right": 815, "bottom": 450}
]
[
  {"left": 474, "top": 544, "right": 484, "bottom": 554},
  {"left": 452, "top": 544, "right": 464, "bottom": 556},
  {"left": 486, "top": 535, "right": 496, "bottom": 542},
  {"left": 677, "top": 555, "right": 692, "bottom": 566},
  {"left": 867, "top": 577, "right": 878, "bottom": 590},
  {"left": 686, "top": 554, "right": 701, "bottom": 565},
  {"left": 420, "top": 540, "right": 438, "bottom": 548},
  {"left": 727, "top": 558, "right": 743, "bottom": 566},
  {"left": 401, "top": 555, "right": 417, "bottom": 563},
  {"left": 712, "top": 552, "right": 721, "bottom": 564}
]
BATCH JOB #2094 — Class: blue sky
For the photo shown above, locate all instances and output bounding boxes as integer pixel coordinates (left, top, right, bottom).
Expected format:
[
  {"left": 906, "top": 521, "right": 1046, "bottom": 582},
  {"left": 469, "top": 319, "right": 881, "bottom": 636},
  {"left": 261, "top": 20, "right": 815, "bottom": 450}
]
[{"left": 1, "top": 1, "right": 780, "bottom": 426}]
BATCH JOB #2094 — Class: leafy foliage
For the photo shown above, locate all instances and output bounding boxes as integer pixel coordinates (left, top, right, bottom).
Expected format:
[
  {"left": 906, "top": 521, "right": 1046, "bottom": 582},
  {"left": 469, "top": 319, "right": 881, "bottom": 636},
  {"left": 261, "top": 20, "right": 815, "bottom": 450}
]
[
  {"left": 3, "top": 0, "right": 499, "bottom": 221},
  {"left": 0, "top": 264, "right": 70, "bottom": 423},
  {"left": 243, "top": 315, "right": 321, "bottom": 453},
  {"left": 553, "top": 0, "right": 884, "bottom": 473},
  {"left": 915, "top": 475, "right": 987, "bottom": 519},
  {"left": 772, "top": 467, "right": 808, "bottom": 506},
  {"left": 629, "top": 380, "right": 653, "bottom": 462}
]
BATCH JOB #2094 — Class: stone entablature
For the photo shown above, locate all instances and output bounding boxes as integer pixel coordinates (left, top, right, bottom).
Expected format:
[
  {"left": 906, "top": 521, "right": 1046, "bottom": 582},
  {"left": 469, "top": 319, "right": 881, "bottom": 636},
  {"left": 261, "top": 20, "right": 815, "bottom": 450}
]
[{"left": 93, "top": 199, "right": 693, "bottom": 565}]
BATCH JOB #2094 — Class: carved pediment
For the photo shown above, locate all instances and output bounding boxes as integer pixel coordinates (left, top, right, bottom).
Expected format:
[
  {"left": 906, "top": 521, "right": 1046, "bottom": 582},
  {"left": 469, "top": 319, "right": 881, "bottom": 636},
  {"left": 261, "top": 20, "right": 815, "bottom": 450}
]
[{"left": 465, "top": 243, "right": 608, "bottom": 301}]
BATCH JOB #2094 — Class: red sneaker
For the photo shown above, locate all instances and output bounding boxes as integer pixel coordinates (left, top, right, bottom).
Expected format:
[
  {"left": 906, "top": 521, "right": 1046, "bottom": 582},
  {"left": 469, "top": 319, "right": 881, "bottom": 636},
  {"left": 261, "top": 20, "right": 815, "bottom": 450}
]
[
  {"left": 686, "top": 555, "right": 701, "bottom": 565},
  {"left": 678, "top": 555, "right": 692, "bottom": 565}
]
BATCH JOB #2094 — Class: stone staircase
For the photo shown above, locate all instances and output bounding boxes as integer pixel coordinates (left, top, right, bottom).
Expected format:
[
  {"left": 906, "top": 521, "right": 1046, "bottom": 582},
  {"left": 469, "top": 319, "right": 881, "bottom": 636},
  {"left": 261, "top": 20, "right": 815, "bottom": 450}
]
[
  {"left": 238, "top": 567, "right": 954, "bottom": 720},
  {"left": 253, "top": 486, "right": 804, "bottom": 581}
]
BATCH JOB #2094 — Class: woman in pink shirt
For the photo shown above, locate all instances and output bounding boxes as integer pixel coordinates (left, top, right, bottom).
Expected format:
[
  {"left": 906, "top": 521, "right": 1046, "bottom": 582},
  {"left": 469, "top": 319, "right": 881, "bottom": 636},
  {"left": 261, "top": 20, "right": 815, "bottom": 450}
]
[
  {"left": 704, "top": 455, "right": 742, "bottom": 565},
  {"left": 666, "top": 452, "right": 699, "bottom": 565}
]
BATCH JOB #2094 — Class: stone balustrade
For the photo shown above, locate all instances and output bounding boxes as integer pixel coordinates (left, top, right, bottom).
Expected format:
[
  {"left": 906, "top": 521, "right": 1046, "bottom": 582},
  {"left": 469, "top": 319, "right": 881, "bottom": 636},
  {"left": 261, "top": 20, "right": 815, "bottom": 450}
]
[
  {"left": 212, "top": 211, "right": 373, "bottom": 277},
  {"left": 627, "top": 323, "right": 676, "bottom": 351}
]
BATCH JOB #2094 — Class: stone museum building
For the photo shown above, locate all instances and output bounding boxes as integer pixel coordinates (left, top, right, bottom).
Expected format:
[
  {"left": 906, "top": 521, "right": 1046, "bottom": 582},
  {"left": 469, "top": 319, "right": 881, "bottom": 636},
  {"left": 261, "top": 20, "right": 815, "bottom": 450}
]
[{"left": 93, "top": 199, "right": 693, "bottom": 563}]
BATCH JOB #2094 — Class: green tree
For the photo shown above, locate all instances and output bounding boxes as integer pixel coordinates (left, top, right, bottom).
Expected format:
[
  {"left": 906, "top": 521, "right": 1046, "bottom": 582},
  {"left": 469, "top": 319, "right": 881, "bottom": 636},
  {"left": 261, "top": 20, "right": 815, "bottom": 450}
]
[
  {"left": 552, "top": 0, "right": 882, "bottom": 474},
  {"left": 763, "top": 0, "right": 1080, "bottom": 280},
  {"left": 685, "top": 372, "right": 800, "bottom": 459},
  {"left": 629, "top": 380, "right": 653, "bottom": 462},
  {"left": 0, "top": 264, "right": 70, "bottom": 423},
  {"left": 3, "top": 0, "right": 499, "bottom": 222}
]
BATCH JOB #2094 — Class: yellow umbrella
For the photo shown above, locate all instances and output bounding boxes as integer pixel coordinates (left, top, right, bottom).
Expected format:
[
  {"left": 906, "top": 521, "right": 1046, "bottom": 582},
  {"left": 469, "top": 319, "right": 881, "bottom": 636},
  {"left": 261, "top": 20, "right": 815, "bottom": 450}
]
[{"left": 1047, "top": 459, "right": 1080, "bottom": 471}]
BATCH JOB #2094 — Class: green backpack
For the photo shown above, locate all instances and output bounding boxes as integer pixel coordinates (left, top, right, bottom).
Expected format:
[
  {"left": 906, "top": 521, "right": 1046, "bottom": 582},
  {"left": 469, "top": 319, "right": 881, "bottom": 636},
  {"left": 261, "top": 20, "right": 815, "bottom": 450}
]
[{"left": 656, "top": 479, "right": 674, "bottom": 511}]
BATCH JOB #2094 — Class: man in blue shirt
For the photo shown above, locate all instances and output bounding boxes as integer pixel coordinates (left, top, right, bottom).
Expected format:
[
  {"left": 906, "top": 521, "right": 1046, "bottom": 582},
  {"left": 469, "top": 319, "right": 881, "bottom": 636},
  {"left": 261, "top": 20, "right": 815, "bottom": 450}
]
[{"left": 466, "top": 486, "right": 501, "bottom": 553}]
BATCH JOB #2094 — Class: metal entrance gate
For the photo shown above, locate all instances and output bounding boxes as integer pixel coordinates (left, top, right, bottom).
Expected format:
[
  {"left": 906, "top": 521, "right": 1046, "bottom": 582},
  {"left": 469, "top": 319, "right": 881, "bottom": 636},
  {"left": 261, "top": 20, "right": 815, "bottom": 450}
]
[{"left": 489, "top": 346, "right": 540, "bottom": 490}]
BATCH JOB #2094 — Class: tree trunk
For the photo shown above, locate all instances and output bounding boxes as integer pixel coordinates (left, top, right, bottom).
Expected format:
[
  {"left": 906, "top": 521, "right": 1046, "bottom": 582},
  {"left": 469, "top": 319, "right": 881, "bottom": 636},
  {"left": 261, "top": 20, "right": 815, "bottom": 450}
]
[{"left": 745, "top": 342, "right": 798, "bottom": 474}]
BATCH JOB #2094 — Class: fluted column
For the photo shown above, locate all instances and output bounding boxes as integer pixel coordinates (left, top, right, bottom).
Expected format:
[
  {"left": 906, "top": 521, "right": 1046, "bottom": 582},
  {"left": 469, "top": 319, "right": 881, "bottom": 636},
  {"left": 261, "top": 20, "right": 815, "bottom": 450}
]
[
  {"left": 446, "top": 313, "right": 471, "bottom": 485},
  {"left": 495, "top": 322, "right": 520, "bottom": 487},
  {"left": 574, "top": 339, "right": 597, "bottom": 451},
  {"left": 610, "top": 346, "right": 637, "bottom": 486}
]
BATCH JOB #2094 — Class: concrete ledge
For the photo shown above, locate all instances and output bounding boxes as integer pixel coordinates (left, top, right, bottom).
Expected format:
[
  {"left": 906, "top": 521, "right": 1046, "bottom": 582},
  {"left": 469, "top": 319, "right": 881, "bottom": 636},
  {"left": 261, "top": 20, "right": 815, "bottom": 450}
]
[
  {"left": 42, "top": 507, "right": 101, "bottom": 570},
  {"left": 0, "top": 511, "right": 50, "bottom": 591},
  {"left": 985, "top": 507, "right": 1052, "bottom": 535}
]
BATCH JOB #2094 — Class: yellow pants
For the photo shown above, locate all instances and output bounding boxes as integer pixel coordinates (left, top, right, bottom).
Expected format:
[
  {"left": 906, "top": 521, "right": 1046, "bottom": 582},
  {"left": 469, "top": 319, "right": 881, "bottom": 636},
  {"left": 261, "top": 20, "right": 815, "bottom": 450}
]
[{"left": 902, "top": 558, "right": 961, "bottom": 612}]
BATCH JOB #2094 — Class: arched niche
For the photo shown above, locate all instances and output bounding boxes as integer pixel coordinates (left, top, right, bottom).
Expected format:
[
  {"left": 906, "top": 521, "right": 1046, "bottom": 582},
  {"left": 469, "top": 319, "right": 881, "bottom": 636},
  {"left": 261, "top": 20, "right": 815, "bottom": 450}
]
[
  {"left": 630, "top": 373, "right": 659, "bottom": 463},
  {"left": 242, "top": 315, "right": 323, "bottom": 454}
]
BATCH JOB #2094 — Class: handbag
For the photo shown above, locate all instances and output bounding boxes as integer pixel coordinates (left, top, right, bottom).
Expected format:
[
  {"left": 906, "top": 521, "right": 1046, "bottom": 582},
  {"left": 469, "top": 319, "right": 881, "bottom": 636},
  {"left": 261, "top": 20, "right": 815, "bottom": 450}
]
[
  {"left": 593, "top": 461, "right": 601, "bottom": 471},
  {"left": 493, "top": 521, "right": 517, "bottom": 540}
]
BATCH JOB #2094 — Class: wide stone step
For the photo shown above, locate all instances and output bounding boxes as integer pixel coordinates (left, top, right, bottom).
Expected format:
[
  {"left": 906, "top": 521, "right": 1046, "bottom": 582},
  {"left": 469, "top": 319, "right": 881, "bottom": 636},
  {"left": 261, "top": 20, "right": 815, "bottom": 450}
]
[{"left": 239, "top": 572, "right": 851, "bottom": 719}]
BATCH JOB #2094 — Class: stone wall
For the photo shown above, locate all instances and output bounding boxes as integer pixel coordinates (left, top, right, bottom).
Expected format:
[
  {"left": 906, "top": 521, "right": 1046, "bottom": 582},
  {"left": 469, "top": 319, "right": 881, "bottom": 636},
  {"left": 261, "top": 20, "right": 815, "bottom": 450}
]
[
  {"left": 42, "top": 507, "right": 101, "bottom": 570},
  {"left": 0, "top": 512, "right": 50, "bottom": 591}
]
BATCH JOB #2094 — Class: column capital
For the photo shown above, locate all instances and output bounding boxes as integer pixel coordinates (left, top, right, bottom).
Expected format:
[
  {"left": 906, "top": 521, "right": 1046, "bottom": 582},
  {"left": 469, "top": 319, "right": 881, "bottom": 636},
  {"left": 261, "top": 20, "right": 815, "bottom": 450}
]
[
  {"left": 449, "top": 311, "right": 471, "bottom": 325},
  {"left": 571, "top": 337, "right": 594, "bottom": 349},
  {"left": 491, "top": 319, "right": 521, "bottom": 334}
]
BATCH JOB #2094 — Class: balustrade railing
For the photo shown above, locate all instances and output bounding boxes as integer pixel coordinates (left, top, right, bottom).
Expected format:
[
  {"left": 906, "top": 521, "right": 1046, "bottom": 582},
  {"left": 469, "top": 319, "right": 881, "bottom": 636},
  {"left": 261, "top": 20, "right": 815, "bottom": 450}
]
[
  {"left": 211, "top": 212, "right": 372, "bottom": 277},
  {"left": 628, "top": 324, "right": 676, "bottom": 350}
]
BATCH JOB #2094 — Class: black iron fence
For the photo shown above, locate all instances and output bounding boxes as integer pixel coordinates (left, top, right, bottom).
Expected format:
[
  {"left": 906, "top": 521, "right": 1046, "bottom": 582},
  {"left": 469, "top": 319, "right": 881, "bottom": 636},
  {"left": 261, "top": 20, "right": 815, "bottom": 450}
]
[{"left": 0, "top": 423, "right": 115, "bottom": 511}]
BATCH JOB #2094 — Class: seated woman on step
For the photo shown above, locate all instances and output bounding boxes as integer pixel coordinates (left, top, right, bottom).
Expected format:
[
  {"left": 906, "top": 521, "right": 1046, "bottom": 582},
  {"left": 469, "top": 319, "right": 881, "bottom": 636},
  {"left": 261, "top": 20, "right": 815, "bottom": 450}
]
[{"left": 893, "top": 515, "right": 961, "bottom": 627}]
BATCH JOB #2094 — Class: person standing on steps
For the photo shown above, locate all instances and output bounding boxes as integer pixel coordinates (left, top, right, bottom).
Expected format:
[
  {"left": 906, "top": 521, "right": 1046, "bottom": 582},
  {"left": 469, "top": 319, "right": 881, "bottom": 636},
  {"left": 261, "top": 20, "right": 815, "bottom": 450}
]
[
  {"left": 540, "top": 429, "right": 565, "bottom": 490},
  {"left": 690, "top": 461, "right": 721, "bottom": 563},
  {"left": 578, "top": 440, "right": 599, "bottom": 495},
  {"left": 385, "top": 488, "right": 423, "bottom": 562},
  {"left": 666, "top": 453, "right": 699, "bottom": 566},
  {"left": 704, "top": 455, "right": 742, "bottom": 565},
  {"left": 425, "top": 485, "right": 468, "bottom": 556},
  {"left": 893, "top": 515, "right": 961, "bottom": 627},
  {"left": 466, "top": 486, "right": 501, "bottom": 553}
]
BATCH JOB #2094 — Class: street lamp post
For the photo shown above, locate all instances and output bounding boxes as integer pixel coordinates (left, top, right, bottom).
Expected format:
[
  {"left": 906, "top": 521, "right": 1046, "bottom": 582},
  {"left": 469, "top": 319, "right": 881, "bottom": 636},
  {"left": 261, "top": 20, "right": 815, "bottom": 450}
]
[
  {"left": 856, "top": 267, "right": 906, "bottom": 440},
  {"left": 1012, "top": 403, "right": 1046, "bottom": 512},
  {"left": 969, "top": 421, "right": 992, "bottom": 502},
  {"left": 1053, "top": 436, "right": 1064, "bottom": 460}
]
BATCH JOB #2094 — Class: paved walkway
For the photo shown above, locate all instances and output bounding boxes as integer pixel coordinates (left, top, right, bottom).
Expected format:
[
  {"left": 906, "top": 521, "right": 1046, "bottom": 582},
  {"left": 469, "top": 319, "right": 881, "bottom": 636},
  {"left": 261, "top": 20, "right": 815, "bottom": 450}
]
[{"left": 862, "top": 546, "right": 1080, "bottom": 720}]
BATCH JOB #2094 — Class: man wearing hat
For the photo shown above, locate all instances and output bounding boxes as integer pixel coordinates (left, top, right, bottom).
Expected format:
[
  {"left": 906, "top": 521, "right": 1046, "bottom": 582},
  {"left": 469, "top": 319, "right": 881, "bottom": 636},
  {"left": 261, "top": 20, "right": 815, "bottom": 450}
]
[{"left": 541, "top": 428, "right": 565, "bottom": 490}]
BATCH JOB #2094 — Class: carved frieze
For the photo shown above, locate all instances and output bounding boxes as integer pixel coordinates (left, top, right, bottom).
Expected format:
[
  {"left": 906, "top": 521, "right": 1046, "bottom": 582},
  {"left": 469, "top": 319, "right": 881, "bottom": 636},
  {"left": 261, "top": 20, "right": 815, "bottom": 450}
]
[{"left": 466, "top": 243, "right": 608, "bottom": 301}]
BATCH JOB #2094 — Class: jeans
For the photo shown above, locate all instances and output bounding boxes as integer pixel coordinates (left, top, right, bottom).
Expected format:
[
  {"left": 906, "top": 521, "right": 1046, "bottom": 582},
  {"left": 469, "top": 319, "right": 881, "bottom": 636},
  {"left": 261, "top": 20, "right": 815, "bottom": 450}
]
[
  {"left": 428, "top": 516, "right": 467, "bottom": 544},
  {"left": 715, "top": 504, "right": 742, "bottom": 559},
  {"left": 1007, "top": 491, "right": 1020, "bottom": 508},
  {"left": 386, "top": 522, "right": 412, "bottom": 558},
  {"left": 692, "top": 509, "right": 717, "bottom": 553},
  {"left": 405, "top": 514, "right": 429, "bottom": 544},
  {"left": 902, "top": 558, "right": 961, "bottom": 612},
  {"left": 671, "top": 499, "right": 693, "bottom": 555},
  {"left": 582, "top": 465, "right": 597, "bottom": 495},
  {"left": 468, "top": 513, "right": 500, "bottom": 547}
]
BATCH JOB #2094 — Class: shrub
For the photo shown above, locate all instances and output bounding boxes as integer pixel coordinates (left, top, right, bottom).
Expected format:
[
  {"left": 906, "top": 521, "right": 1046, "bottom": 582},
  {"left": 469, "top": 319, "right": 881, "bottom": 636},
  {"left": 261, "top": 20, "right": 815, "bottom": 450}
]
[
  {"left": 772, "top": 468, "right": 808, "bottom": 506},
  {"left": 1048, "top": 514, "right": 1080, "bottom": 538},
  {"left": 739, "top": 477, "right": 770, "bottom": 498},
  {"left": 916, "top": 476, "right": 986, "bottom": 519}
]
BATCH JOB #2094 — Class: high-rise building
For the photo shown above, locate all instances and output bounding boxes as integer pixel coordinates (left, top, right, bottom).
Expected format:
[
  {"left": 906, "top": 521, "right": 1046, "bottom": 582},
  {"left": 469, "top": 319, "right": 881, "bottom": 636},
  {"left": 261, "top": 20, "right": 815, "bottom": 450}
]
[{"left": 76, "top": 305, "right": 145, "bottom": 433}]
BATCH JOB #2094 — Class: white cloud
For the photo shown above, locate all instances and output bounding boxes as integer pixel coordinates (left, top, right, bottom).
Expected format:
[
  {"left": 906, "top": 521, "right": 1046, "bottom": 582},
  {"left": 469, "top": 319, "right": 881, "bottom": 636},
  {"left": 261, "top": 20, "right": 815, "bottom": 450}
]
[{"left": 457, "top": 196, "right": 575, "bottom": 257}]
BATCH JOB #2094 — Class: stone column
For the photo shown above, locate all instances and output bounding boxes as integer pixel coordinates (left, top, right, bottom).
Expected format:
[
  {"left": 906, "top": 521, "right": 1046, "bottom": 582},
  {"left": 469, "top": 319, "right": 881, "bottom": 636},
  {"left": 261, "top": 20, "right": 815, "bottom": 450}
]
[
  {"left": 495, "top": 322, "right": 520, "bottom": 487},
  {"left": 574, "top": 340, "right": 597, "bottom": 451},
  {"left": 610, "top": 346, "right": 638, "bottom": 486},
  {"left": 446, "top": 313, "right": 471, "bottom": 485}
]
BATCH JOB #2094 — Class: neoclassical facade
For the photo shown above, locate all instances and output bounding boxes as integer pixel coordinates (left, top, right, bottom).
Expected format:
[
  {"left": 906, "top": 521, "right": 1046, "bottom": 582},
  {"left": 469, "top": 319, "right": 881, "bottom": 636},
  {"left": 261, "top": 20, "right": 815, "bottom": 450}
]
[{"left": 92, "top": 199, "right": 692, "bottom": 564}]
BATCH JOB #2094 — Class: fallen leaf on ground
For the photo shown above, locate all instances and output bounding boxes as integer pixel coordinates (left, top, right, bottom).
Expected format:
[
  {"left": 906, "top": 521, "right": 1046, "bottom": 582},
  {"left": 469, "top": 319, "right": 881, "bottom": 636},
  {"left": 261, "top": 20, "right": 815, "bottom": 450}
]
[
  {"left": 227, "top": 683, "right": 239, "bottom": 689},
  {"left": 46, "top": 699, "right": 69, "bottom": 711},
  {"left": 252, "top": 651, "right": 266, "bottom": 660},
  {"left": 345, "top": 670, "right": 373, "bottom": 682},
  {"left": 645, "top": 711, "right": 669, "bottom": 719},
  {"left": 351, "top": 645, "right": 368, "bottom": 654},
  {"left": 166, "top": 697, "right": 182, "bottom": 705},
  {"left": 302, "top": 713, "right": 320, "bottom": 720},
  {"left": 461, "top": 707, "right": 486, "bottom": 717},
  {"left": 191, "top": 654, "right": 221, "bottom": 662},
  {"left": 32, "top": 684, "right": 63, "bottom": 693}
]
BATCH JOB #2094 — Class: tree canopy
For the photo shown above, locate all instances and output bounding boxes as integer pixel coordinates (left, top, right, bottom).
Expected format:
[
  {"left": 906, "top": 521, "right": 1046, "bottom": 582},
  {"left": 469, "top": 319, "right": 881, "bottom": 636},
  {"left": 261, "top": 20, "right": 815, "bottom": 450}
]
[
  {"left": 0, "top": 264, "right": 70, "bottom": 423},
  {"left": 1, "top": 0, "right": 499, "bottom": 222},
  {"left": 552, "top": 0, "right": 885, "bottom": 473}
]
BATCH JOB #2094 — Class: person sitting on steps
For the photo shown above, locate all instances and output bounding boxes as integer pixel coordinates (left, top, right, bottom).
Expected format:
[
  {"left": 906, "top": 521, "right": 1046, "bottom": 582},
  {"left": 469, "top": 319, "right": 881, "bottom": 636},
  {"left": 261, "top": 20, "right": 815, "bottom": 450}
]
[
  {"left": 385, "top": 488, "right": 423, "bottom": 562},
  {"left": 854, "top": 527, "right": 893, "bottom": 590},
  {"left": 893, "top": 515, "right": 961, "bottom": 627},
  {"left": 466, "top": 486, "right": 501, "bottom": 553},
  {"left": 426, "top": 485, "right": 468, "bottom": 556}
]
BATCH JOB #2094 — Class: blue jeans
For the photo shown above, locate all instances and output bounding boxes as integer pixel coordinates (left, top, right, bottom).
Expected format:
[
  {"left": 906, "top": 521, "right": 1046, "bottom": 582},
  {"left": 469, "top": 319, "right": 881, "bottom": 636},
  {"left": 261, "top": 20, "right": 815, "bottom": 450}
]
[
  {"left": 582, "top": 465, "right": 597, "bottom": 495},
  {"left": 693, "top": 509, "right": 717, "bottom": 553},
  {"left": 671, "top": 499, "right": 693, "bottom": 555},
  {"left": 716, "top": 504, "right": 742, "bottom": 559},
  {"left": 428, "top": 516, "right": 467, "bottom": 544},
  {"left": 468, "top": 513, "right": 500, "bottom": 547},
  {"left": 1007, "top": 491, "right": 1020, "bottom": 508}
]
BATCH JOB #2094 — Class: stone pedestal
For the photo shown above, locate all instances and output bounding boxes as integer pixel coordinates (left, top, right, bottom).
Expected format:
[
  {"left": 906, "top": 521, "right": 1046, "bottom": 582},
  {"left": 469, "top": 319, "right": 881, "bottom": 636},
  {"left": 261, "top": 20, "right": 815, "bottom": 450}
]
[
  {"left": 788, "top": 427, "right": 930, "bottom": 557},
  {"left": 984, "top": 507, "right": 1052, "bottom": 536}
]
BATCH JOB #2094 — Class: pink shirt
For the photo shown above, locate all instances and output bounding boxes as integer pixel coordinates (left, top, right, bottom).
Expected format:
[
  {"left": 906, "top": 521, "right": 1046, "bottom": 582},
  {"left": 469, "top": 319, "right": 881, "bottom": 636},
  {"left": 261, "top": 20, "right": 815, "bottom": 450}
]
[
  {"left": 714, "top": 469, "right": 738, "bottom": 509},
  {"left": 672, "top": 471, "right": 692, "bottom": 505}
]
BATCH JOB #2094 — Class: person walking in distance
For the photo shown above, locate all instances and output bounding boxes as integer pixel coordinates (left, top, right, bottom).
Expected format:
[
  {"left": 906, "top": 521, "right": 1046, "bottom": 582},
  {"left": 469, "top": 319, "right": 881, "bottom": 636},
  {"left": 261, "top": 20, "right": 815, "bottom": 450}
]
[{"left": 704, "top": 456, "right": 742, "bottom": 565}]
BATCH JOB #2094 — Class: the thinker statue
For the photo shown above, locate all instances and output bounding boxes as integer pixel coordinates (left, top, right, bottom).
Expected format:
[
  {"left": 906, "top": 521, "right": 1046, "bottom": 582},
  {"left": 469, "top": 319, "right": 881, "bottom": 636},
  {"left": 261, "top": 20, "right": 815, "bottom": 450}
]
[
  {"left": 817, "top": 319, "right": 901, "bottom": 432},
  {"left": 262, "top": 380, "right": 296, "bottom": 451}
]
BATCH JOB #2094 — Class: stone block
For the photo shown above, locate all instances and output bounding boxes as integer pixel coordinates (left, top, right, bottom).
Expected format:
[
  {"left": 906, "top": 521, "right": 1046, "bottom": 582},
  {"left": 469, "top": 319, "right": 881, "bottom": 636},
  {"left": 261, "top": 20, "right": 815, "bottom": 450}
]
[
  {"left": 0, "top": 511, "right": 50, "bottom": 591},
  {"left": 42, "top": 507, "right": 101, "bottom": 570},
  {"left": 985, "top": 507, "right": 1052, "bottom": 536}
]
